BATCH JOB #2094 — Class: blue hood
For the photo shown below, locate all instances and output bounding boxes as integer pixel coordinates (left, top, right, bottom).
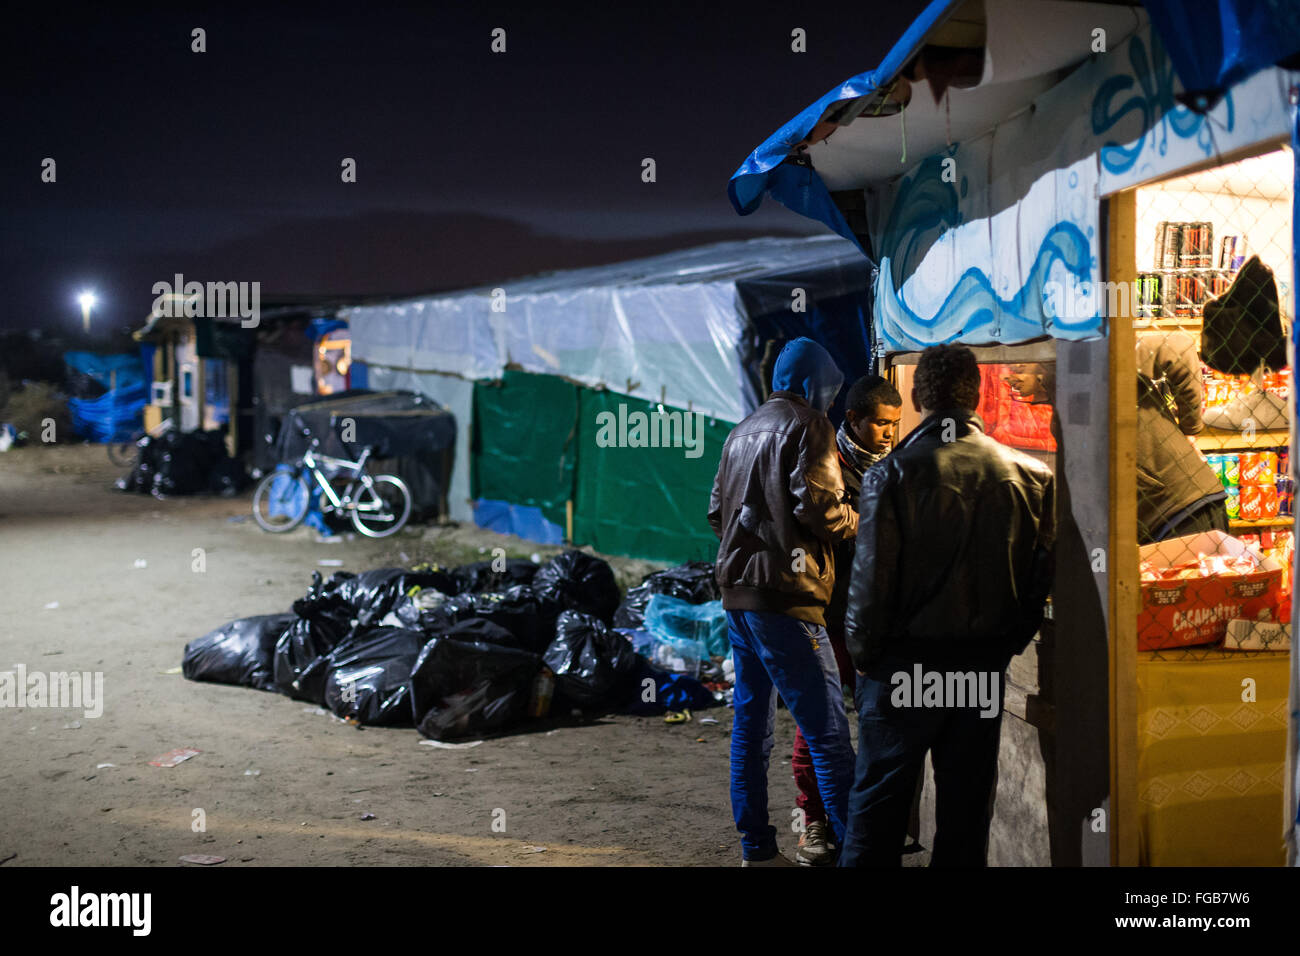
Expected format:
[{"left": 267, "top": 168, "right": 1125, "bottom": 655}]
[{"left": 771, "top": 337, "right": 843, "bottom": 414}]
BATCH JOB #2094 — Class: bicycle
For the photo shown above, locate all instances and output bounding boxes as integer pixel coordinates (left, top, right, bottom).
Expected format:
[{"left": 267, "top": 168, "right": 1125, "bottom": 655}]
[{"left": 251, "top": 437, "right": 412, "bottom": 538}]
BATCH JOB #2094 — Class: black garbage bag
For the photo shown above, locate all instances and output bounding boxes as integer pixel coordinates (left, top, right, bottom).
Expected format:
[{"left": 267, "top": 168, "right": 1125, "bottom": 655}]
[
  {"left": 403, "top": 585, "right": 554, "bottom": 652},
  {"left": 613, "top": 583, "right": 653, "bottom": 629},
  {"left": 451, "top": 558, "right": 539, "bottom": 594},
  {"left": 182, "top": 613, "right": 296, "bottom": 690},
  {"left": 531, "top": 550, "right": 621, "bottom": 623},
  {"left": 439, "top": 616, "right": 530, "bottom": 650},
  {"left": 322, "top": 626, "right": 426, "bottom": 726},
  {"left": 274, "top": 573, "right": 356, "bottom": 702},
  {"left": 543, "top": 610, "right": 639, "bottom": 709},
  {"left": 645, "top": 561, "right": 719, "bottom": 603},
  {"left": 335, "top": 567, "right": 454, "bottom": 626},
  {"left": 117, "top": 428, "right": 248, "bottom": 497},
  {"left": 409, "top": 635, "right": 541, "bottom": 740}
]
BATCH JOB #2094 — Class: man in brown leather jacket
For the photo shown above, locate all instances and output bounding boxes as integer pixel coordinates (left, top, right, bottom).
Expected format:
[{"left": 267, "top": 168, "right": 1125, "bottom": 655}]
[
  {"left": 838, "top": 344, "right": 1055, "bottom": 867},
  {"left": 708, "top": 336, "right": 859, "bottom": 865}
]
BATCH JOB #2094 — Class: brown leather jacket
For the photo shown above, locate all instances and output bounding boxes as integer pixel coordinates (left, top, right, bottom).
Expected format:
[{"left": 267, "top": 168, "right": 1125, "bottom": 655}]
[{"left": 708, "top": 391, "right": 859, "bottom": 625}]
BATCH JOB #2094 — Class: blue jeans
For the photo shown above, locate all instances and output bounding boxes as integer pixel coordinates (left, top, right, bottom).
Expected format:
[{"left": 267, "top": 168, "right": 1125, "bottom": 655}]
[
  {"left": 839, "top": 653, "right": 1006, "bottom": 867},
  {"left": 727, "top": 610, "right": 855, "bottom": 860}
]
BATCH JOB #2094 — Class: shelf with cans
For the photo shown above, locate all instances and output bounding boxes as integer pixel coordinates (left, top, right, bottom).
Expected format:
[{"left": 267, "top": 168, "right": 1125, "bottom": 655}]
[
  {"left": 1203, "top": 448, "right": 1294, "bottom": 526},
  {"left": 1134, "top": 221, "right": 1252, "bottom": 327}
]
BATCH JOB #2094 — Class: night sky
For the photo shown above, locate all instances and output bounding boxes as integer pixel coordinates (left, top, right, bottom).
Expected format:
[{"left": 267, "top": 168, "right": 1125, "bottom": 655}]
[{"left": 2, "top": 2, "right": 929, "bottom": 335}]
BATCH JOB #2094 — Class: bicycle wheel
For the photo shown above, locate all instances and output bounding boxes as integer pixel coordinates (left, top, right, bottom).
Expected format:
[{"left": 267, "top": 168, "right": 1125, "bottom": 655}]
[
  {"left": 252, "top": 469, "right": 311, "bottom": 532},
  {"left": 351, "top": 474, "right": 412, "bottom": 538},
  {"left": 107, "top": 434, "right": 141, "bottom": 468}
]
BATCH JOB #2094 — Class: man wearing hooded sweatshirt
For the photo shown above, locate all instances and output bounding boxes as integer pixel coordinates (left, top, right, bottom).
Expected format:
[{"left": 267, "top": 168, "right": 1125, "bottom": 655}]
[{"left": 708, "top": 337, "right": 859, "bottom": 866}]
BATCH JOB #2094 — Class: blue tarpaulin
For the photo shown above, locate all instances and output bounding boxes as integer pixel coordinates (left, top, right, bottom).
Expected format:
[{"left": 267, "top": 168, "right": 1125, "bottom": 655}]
[
  {"left": 727, "top": 0, "right": 959, "bottom": 230},
  {"left": 1142, "top": 0, "right": 1300, "bottom": 109},
  {"left": 64, "top": 351, "right": 147, "bottom": 442}
]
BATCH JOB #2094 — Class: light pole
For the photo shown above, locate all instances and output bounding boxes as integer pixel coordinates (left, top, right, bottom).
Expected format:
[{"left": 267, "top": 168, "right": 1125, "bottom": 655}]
[{"left": 78, "top": 290, "right": 96, "bottom": 333}]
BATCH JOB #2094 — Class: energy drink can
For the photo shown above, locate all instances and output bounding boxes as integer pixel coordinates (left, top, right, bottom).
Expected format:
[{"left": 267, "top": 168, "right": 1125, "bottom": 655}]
[{"left": 1279, "top": 477, "right": 1294, "bottom": 518}]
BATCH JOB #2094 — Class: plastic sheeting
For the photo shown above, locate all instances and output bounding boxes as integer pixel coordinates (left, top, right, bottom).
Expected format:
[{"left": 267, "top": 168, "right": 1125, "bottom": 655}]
[
  {"left": 363, "top": 366, "right": 474, "bottom": 521},
  {"left": 471, "top": 371, "right": 578, "bottom": 529},
  {"left": 344, "top": 236, "right": 871, "bottom": 425}
]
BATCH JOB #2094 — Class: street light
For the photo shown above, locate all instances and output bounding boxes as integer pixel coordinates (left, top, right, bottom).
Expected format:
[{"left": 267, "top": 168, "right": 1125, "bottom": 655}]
[{"left": 78, "top": 290, "right": 96, "bottom": 333}]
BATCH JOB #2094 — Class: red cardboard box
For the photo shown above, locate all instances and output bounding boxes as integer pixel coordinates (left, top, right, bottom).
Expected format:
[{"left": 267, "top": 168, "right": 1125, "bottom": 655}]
[{"left": 1138, "top": 531, "right": 1283, "bottom": 651}]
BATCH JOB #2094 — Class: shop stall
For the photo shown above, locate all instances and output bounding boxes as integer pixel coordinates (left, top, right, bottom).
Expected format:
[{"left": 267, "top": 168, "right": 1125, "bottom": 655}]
[{"left": 728, "top": 0, "right": 1300, "bottom": 865}]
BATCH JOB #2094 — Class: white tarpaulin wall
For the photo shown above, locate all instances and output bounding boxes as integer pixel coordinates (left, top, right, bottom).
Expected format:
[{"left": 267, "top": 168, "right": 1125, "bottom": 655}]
[
  {"left": 342, "top": 235, "right": 871, "bottom": 425},
  {"left": 344, "top": 234, "right": 875, "bottom": 522}
]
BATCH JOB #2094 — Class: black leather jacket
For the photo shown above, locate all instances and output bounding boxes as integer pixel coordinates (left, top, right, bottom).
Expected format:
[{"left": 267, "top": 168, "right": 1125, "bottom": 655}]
[{"left": 844, "top": 409, "right": 1056, "bottom": 668}]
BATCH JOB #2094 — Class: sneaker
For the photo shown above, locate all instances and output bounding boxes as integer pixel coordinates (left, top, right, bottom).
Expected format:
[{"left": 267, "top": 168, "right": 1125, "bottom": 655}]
[
  {"left": 741, "top": 850, "right": 798, "bottom": 867},
  {"left": 795, "top": 820, "right": 836, "bottom": 866}
]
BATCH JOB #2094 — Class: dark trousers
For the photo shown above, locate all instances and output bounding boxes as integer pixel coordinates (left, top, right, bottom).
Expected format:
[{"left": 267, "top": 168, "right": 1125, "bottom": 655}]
[
  {"left": 839, "top": 652, "right": 1007, "bottom": 867},
  {"left": 791, "top": 624, "right": 857, "bottom": 825}
]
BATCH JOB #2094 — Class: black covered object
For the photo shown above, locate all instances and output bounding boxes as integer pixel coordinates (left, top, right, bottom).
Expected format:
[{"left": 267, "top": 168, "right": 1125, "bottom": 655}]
[
  {"left": 182, "top": 613, "right": 295, "bottom": 690},
  {"left": 531, "top": 550, "right": 621, "bottom": 623},
  {"left": 322, "top": 626, "right": 426, "bottom": 726},
  {"left": 614, "top": 562, "right": 718, "bottom": 628},
  {"left": 543, "top": 610, "right": 639, "bottom": 709},
  {"left": 273, "top": 390, "right": 455, "bottom": 520},
  {"left": 409, "top": 634, "right": 541, "bottom": 740},
  {"left": 1201, "top": 255, "right": 1287, "bottom": 374},
  {"left": 451, "top": 558, "right": 539, "bottom": 594},
  {"left": 117, "top": 429, "right": 249, "bottom": 497}
]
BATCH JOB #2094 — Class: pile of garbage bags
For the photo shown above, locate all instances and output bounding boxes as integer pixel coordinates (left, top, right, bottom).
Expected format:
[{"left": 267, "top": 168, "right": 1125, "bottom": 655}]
[
  {"left": 183, "top": 550, "right": 723, "bottom": 740},
  {"left": 117, "top": 429, "right": 249, "bottom": 497}
]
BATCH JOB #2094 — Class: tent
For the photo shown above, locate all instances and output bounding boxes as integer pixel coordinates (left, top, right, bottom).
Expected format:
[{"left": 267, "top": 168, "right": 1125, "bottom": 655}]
[
  {"left": 727, "top": 0, "right": 1300, "bottom": 867},
  {"left": 342, "top": 235, "right": 875, "bottom": 561}
]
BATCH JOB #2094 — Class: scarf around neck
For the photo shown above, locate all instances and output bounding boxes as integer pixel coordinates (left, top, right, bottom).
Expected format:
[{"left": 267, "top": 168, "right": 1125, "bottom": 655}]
[{"left": 836, "top": 421, "right": 887, "bottom": 499}]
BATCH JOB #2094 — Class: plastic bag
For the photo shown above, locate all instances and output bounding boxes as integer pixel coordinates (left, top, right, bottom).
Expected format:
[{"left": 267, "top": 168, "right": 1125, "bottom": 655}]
[
  {"left": 409, "top": 585, "right": 556, "bottom": 652},
  {"left": 643, "top": 562, "right": 719, "bottom": 603},
  {"left": 322, "top": 626, "right": 426, "bottom": 726},
  {"left": 649, "top": 633, "right": 706, "bottom": 677},
  {"left": 451, "top": 558, "right": 539, "bottom": 594},
  {"left": 182, "top": 613, "right": 296, "bottom": 690},
  {"left": 531, "top": 550, "right": 621, "bottom": 623},
  {"left": 613, "top": 583, "right": 653, "bottom": 629},
  {"left": 613, "top": 562, "right": 718, "bottom": 629},
  {"left": 644, "top": 594, "right": 729, "bottom": 656},
  {"left": 543, "top": 610, "right": 639, "bottom": 708},
  {"left": 335, "top": 567, "right": 454, "bottom": 626},
  {"left": 274, "top": 574, "right": 356, "bottom": 702},
  {"left": 621, "top": 658, "right": 718, "bottom": 715},
  {"left": 409, "top": 635, "right": 541, "bottom": 740}
]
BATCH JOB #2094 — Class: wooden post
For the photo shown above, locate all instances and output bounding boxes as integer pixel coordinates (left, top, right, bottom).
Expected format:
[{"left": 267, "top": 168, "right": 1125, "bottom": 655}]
[{"left": 1107, "top": 190, "right": 1140, "bottom": 866}]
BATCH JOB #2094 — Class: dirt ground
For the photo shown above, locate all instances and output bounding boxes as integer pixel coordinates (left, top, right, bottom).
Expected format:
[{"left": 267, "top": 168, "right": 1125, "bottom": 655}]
[{"left": 0, "top": 443, "right": 875, "bottom": 867}]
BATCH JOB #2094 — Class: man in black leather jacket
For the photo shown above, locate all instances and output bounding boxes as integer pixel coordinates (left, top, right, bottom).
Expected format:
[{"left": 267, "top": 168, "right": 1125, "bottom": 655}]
[{"left": 838, "top": 344, "right": 1056, "bottom": 867}]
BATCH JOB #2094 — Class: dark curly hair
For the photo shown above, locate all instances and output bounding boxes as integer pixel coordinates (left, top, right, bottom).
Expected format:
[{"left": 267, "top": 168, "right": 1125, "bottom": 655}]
[{"left": 913, "top": 344, "right": 981, "bottom": 411}]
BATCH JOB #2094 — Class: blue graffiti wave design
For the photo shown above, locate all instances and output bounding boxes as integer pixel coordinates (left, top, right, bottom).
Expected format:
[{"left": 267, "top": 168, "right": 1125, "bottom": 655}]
[
  {"left": 1091, "top": 32, "right": 1233, "bottom": 176},
  {"left": 876, "top": 222, "right": 1097, "bottom": 352},
  {"left": 878, "top": 152, "right": 964, "bottom": 292}
]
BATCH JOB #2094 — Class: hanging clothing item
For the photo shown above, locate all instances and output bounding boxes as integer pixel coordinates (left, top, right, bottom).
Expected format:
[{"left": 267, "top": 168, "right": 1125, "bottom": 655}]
[{"left": 1201, "top": 255, "right": 1287, "bottom": 374}]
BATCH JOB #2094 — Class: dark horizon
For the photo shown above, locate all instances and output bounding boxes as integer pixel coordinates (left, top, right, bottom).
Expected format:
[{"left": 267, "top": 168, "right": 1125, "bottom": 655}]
[{"left": 0, "top": 1, "right": 929, "bottom": 335}]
